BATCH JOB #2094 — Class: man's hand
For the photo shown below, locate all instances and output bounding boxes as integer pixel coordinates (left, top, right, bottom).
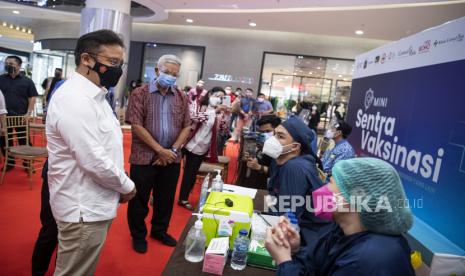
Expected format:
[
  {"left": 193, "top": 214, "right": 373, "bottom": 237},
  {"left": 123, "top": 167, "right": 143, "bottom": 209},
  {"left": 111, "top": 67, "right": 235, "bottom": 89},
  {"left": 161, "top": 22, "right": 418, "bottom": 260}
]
[
  {"left": 119, "top": 187, "right": 137, "bottom": 203},
  {"left": 265, "top": 227, "right": 292, "bottom": 265},
  {"left": 153, "top": 148, "right": 177, "bottom": 166},
  {"left": 246, "top": 158, "right": 261, "bottom": 171}
]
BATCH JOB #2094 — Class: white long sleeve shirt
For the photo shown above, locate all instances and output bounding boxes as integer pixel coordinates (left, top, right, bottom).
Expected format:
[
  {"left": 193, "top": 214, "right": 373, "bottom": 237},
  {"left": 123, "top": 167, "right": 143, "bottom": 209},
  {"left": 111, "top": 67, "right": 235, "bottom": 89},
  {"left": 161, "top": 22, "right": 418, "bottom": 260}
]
[
  {"left": 46, "top": 73, "right": 135, "bottom": 223},
  {"left": 185, "top": 107, "right": 216, "bottom": 155}
]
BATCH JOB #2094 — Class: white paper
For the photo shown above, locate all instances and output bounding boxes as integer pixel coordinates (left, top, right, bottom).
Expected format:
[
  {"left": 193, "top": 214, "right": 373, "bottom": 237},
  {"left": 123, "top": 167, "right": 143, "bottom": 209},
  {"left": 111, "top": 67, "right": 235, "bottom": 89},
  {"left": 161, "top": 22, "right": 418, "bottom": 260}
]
[
  {"left": 430, "top": 253, "right": 465, "bottom": 276},
  {"left": 220, "top": 184, "right": 257, "bottom": 199},
  {"left": 205, "top": 237, "right": 230, "bottom": 255}
]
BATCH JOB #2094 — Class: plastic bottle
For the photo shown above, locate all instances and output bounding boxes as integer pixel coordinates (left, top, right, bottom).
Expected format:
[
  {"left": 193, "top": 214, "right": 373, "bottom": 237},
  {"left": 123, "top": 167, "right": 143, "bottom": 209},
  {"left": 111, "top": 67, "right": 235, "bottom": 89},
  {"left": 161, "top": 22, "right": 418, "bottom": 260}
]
[
  {"left": 289, "top": 217, "right": 300, "bottom": 233},
  {"left": 185, "top": 213, "right": 207, "bottom": 263},
  {"left": 211, "top": 169, "right": 224, "bottom": 192},
  {"left": 198, "top": 173, "right": 210, "bottom": 211},
  {"left": 231, "top": 229, "right": 250, "bottom": 270}
]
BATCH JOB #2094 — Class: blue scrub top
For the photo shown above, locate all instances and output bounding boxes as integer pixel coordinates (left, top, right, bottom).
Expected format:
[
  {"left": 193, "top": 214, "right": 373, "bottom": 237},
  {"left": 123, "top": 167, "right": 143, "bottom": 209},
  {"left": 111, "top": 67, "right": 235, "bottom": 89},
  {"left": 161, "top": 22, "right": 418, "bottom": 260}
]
[
  {"left": 268, "top": 154, "right": 331, "bottom": 246},
  {"left": 277, "top": 224, "right": 415, "bottom": 276}
]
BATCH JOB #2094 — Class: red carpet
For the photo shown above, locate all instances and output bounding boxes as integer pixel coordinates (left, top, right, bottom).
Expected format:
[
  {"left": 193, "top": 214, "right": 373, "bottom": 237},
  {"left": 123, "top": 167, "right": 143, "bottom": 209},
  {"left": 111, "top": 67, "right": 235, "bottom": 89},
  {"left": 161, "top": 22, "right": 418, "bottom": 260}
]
[{"left": 0, "top": 130, "right": 239, "bottom": 276}]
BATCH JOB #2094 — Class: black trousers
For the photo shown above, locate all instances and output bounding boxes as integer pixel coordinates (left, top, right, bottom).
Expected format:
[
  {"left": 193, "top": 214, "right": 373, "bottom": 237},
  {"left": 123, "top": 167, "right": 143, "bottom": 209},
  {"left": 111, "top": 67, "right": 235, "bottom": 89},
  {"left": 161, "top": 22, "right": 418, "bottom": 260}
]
[
  {"left": 179, "top": 150, "right": 205, "bottom": 202},
  {"left": 127, "top": 163, "right": 181, "bottom": 241},
  {"left": 31, "top": 160, "right": 58, "bottom": 276},
  {"left": 217, "top": 133, "right": 230, "bottom": 156}
]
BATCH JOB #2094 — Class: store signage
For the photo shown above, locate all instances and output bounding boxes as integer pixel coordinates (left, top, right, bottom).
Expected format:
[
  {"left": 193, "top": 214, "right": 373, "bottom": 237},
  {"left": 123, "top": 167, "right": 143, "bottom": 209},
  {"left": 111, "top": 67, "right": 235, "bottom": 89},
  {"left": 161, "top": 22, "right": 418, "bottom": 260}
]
[
  {"left": 347, "top": 16, "right": 465, "bottom": 253},
  {"left": 208, "top": 73, "right": 253, "bottom": 85}
]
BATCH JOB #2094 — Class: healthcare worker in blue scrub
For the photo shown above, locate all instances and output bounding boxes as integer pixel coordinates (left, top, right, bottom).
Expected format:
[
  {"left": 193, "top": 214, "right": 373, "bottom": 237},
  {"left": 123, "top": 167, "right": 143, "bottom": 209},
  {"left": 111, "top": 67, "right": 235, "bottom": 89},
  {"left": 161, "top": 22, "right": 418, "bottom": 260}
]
[
  {"left": 265, "top": 157, "right": 415, "bottom": 276},
  {"left": 321, "top": 120, "right": 355, "bottom": 179},
  {"left": 263, "top": 116, "right": 331, "bottom": 246}
]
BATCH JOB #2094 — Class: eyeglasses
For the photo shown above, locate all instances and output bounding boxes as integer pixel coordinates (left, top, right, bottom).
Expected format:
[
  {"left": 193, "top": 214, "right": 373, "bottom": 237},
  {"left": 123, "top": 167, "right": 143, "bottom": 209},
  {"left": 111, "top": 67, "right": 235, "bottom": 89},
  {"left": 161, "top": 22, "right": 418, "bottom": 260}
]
[
  {"left": 159, "top": 67, "right": 180, "bottom": 78},
  {"left": 88, "top": 53, "right": 126, "bottom": 68}
]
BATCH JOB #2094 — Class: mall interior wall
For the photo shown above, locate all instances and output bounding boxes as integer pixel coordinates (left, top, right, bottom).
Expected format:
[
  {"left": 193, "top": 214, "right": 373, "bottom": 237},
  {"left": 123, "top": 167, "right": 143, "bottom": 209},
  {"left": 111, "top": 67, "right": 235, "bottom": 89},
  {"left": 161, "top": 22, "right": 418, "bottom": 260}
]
[{"left": 34, "top": 21, "right": 388, "bottom": 91}]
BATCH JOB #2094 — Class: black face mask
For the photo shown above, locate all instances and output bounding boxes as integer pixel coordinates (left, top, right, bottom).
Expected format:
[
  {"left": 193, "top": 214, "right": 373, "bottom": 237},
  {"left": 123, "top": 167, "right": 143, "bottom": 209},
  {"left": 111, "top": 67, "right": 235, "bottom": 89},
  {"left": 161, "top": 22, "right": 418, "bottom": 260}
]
[
  {"left": 5, "top": 65, "right": 15, "bottom": 75},
  {"left": 88, "top": 60, "right": 122, "bottom": 88}
]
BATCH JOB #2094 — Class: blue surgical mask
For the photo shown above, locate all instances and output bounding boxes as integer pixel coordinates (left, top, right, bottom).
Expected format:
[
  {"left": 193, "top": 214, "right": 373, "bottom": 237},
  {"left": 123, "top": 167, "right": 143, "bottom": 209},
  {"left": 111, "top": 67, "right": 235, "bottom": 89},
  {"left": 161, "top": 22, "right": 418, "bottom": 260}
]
[
  {"left": 257, "top": 131, "right": 274, "bottom": 144},
  {"left": 157, "top": 71, "right": 177, "bottom": 88}
]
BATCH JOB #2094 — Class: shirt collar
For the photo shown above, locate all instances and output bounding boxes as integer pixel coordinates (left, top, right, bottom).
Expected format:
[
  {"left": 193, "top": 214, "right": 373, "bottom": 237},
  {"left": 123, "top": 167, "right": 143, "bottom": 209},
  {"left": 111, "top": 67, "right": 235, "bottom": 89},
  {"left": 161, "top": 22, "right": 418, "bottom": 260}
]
[
  {"left": 5, "top": 73, "right": 22, "bottom": 79},
  {"left": 73, "top": 72, "right": 107, "bottom": 98},
  {"left": 336, "top": 139, "right": 347, "bottom": 146}
]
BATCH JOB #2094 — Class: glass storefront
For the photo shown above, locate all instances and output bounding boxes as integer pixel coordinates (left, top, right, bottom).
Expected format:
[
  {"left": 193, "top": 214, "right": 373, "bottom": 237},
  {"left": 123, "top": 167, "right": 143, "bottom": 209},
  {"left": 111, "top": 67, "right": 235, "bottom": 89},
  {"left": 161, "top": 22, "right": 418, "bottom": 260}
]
[
  {"left": 30, "top": 50, "right": 76, "bottom": 114},
  {"left": 259, "top": 52, "right": 354, "bottom": 132},
  {"left": 142, "top": 43, "right": 204, "bottom": 89}
]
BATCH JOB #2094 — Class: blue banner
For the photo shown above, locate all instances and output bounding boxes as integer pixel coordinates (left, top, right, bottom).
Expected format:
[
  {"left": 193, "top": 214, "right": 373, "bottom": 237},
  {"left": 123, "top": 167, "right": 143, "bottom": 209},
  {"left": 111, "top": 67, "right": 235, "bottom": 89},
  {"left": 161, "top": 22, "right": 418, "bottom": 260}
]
[{"left": 347, "top": 59, "right": 465, "bottom": 251}]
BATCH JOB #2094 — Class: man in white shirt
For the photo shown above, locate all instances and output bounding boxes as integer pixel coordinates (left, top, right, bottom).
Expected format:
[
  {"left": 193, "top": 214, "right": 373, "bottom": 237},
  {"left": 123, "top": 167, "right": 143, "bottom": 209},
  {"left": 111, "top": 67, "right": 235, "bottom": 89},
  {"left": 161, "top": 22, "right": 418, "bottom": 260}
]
[
  {"left": 46, "top": 29, "right": 136, "bottom": 276},
  {"left": 0, "top": 90, "right": 7, "bottom": 156}
]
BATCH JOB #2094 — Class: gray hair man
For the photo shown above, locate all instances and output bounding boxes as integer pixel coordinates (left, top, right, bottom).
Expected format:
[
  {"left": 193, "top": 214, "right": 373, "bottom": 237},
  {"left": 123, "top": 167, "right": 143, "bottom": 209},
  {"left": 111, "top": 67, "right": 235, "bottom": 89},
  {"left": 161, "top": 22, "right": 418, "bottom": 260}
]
[{"left": 126, "top": 54, "right": 191, "bottom": 253}]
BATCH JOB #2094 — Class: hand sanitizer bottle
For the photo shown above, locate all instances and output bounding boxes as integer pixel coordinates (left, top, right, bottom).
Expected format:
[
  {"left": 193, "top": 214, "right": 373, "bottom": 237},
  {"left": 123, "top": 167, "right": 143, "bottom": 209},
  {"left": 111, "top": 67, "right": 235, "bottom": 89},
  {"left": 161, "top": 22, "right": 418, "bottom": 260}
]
[
  {"left": 211, "top": 169, "right": 223, "bottom": 192},
  {"left": 185, "top": 213, "right": 207, "bottom": 263}
]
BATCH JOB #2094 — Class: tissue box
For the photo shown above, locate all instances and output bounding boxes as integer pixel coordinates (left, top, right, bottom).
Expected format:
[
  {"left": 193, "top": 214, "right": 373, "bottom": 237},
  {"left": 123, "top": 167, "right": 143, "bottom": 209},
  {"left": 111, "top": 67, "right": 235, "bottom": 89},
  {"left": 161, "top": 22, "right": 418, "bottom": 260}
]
[
  {"left": 202, "top": 237, "right": 230, "bottom": 275},
  {"left": 247, "top": 240, "right": 277, "bottom": 270}
]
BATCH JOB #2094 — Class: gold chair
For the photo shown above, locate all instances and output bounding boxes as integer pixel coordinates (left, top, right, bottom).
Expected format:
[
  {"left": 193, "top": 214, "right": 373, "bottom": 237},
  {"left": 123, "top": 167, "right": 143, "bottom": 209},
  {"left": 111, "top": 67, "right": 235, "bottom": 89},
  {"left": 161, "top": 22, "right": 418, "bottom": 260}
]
[
  {"left": 29, "top": 120, "right": 46, "bottom": 146},
  {"left": 1, "top": 116, "right": 48, "bottom": 189},
  {"left": 217, "top": 156, "right": 231, "bottom": 182}
]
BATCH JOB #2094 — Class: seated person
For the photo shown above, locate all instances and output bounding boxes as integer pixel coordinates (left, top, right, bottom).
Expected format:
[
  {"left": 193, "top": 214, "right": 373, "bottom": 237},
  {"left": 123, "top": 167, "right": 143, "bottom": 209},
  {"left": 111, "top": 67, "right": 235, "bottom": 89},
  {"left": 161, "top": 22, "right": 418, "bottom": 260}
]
[
  {"left": 265, "top": 157, "right": 415, "bottom": 276},
  {"left": 321, "top": 120, "right": 355, "bottom": 178},
  {"left": 245, "top": 115, "right": 282, "bottom": 176},
  {"left": 264, "top": 116, "right": 332, "bottom": 245}
]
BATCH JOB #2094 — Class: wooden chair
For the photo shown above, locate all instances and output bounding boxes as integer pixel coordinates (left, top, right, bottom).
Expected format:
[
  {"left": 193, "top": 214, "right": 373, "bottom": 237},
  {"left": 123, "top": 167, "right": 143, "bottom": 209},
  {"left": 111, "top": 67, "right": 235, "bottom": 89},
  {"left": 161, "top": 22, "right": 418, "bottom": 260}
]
[
  {"left": 1, "top": 116, "right": 48, "bottom": 189},
  {"left": 217, "top": 156, "right": 231, "bottom": 182}
]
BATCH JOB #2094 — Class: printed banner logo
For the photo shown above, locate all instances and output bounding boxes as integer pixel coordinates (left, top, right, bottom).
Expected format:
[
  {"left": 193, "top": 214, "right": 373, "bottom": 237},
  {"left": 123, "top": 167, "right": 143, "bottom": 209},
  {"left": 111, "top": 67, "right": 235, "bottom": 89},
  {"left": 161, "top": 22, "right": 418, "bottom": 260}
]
[
  {"left": 364, "top": 89, "right": 374, "bottom": 110},
  {"left": 418, "top": 40, "right": 431, "bottom": 54},
  {"left": 397, "top": 46, "right": 416, "bottom": 58},
  {"left": 364, "top": 88, "right": 388, "bottom": 110},
  {"left": 433, "top": 33, "right": 464, "bottom": 47}
]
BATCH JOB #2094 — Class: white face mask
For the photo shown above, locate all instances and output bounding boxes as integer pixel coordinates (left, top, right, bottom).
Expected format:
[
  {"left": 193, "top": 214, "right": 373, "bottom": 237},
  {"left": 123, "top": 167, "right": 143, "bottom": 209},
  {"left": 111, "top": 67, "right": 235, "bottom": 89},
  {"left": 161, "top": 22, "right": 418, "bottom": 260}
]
[
  {"left": 262, "top": 136, "right": 296, "bottom": 159},
  {"left": 312, "top": 105, "right": 317, "bottom": 111},
  {"left": 209, "top": 96, "right": 221, "bottom": 107},
  {"left": 257, "top": 98, "right": 264, "bottom": 103},
  {"left": 325, "top": 129, "right": 335, "bottom": 139}
]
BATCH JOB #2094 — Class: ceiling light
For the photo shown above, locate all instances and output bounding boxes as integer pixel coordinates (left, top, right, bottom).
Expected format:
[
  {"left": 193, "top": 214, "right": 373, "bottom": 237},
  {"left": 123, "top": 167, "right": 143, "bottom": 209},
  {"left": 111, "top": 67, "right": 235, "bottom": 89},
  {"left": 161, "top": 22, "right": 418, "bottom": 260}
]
[
  {"left": 2, "top": 22, "right": 6, "bottom": 27},
  {"left": 12, "top": 10, "right": 20, "bottom": 15},
  {"left": 316, "top": 67, "right": 321, "bottom": 70},
  {"left": 338, "top": 75, "right": 342, "bottom": 78},
  {"left": 22, "top": 28, "right": 26, "bottom": 32},
  {"left": 249, "top": 22, "right": 257, "bottom": 27},
  {"left": 355, "top": 30, "right": 364, "bottom": 35},
  {"left": 30, "top": 40, "right": 34, "bottom": 43},
  {"left": 309, "top": 72, "right": 313, "bottom": 75},
  {"left": 186, "top": 18, "right": 194, "bottom": 23},
  {"left": 27, "top": 29, "right": 32, "bottom": 34},
  {"left": 15, "top": 26, "right": 20, "bottom": 31},
  {"left": 343, "top": 78, "right": 347, "bottom": 81},
  {"left": 9, "top": 24, "right": 14, "bottom": 29}
]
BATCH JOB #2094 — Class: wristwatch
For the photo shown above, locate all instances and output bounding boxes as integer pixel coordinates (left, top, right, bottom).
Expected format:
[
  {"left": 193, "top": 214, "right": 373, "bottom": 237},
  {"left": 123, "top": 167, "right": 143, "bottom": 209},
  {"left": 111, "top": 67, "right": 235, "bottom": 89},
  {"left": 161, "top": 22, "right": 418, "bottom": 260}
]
[{"left": 170, "top": 147, "right": 178, "bottom": 155}]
